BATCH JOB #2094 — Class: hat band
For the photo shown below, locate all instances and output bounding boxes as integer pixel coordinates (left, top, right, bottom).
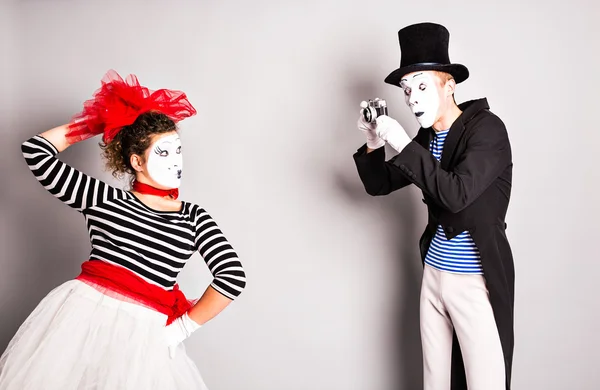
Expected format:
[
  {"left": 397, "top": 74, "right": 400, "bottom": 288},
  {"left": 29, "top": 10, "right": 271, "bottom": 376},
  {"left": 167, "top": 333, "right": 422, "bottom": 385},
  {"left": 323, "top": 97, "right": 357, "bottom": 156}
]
[{"left": 407, "top": 62, "right": 446, "bottom": 66}]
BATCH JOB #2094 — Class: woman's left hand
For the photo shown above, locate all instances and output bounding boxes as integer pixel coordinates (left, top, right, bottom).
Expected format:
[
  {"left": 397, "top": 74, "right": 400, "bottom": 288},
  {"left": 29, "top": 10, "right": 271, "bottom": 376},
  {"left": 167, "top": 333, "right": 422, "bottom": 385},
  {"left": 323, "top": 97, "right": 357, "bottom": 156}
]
[{"left": 164, "top": 312, "right": 201, "bottom": 358}]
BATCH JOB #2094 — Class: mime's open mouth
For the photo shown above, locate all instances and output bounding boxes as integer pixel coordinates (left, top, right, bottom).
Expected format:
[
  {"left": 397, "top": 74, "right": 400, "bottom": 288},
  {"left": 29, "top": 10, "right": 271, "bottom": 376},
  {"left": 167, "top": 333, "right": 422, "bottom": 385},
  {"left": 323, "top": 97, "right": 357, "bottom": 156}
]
[{"left": 415, "top": 112, "right": 424, "bottom": 118}]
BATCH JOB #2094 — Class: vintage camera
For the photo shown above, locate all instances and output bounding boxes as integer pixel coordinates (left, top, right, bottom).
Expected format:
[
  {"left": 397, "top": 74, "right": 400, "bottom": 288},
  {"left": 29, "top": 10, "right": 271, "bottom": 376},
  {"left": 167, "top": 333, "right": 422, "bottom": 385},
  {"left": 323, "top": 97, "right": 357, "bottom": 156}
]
[{"left": 360, "top": 98, "right": 388, "bottom": 123}]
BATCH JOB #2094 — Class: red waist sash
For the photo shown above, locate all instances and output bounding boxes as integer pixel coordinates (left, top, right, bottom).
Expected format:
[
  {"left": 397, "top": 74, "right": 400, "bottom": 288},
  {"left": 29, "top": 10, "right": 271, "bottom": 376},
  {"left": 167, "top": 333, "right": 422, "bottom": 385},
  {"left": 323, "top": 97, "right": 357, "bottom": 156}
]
[{"left": 76, "top": 260, "right": 193, "bottom": 325}]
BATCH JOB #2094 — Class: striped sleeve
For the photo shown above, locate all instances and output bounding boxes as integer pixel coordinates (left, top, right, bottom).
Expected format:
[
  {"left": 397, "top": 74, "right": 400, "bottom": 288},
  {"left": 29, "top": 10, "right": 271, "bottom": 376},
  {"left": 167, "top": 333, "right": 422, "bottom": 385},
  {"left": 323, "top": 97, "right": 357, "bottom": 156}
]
[
  {"left": 21, "top": 135, "right": 123, "bottom": 212},
  {"left": 194, "top": 208, "right": 246, "bottom": 300}
]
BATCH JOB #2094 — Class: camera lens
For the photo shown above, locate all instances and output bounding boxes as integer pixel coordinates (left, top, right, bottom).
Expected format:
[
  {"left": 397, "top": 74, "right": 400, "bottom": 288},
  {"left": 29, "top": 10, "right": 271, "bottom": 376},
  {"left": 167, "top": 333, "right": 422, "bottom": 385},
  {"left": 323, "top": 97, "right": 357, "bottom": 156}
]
[{"left": 362, "top": 108, "right": 373, "bottom": 123}]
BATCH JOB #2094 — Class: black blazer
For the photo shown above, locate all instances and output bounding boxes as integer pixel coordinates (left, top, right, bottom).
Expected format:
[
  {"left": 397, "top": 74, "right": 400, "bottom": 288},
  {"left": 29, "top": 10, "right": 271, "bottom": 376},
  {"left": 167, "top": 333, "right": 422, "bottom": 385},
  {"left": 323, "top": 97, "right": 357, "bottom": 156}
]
[{"left": 353, "top": 98, "right": 515, "bottom": 390}]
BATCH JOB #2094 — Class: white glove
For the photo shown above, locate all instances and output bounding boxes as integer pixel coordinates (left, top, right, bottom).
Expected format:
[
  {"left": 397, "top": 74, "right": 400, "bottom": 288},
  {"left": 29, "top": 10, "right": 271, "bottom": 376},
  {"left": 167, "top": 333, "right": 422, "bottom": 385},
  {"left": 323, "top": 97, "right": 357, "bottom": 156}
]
[
  {"left": 357, "top": 112, "right": 385, "bottom": 150},
  {"left": 164, "top": 312, "right": 201, "bottom": 359},
  {"left": 374, "top": 115, "right": 411, "bottom": 153}
]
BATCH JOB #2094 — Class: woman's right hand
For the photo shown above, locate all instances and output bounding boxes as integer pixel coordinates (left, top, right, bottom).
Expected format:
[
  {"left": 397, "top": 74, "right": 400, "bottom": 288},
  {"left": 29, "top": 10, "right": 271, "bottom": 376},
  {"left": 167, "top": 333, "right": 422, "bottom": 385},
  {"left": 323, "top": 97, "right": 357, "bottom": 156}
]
[{"left": 38, "top": 124, "right": 75, "bottom": 154}]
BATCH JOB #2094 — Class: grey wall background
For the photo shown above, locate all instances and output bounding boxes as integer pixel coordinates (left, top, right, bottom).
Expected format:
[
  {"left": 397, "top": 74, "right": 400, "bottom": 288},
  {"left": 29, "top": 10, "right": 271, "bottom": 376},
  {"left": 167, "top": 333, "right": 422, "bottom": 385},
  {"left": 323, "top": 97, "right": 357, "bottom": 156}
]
[{"left": 1, "top": 0, "right": 599, "bottom": 389}]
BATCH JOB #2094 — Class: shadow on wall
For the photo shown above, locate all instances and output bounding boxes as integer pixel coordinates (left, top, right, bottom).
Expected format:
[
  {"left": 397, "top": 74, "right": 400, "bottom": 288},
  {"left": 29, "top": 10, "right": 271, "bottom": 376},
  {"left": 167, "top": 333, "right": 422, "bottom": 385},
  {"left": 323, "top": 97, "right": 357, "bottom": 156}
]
[
  {"left": 0, "top": 114, "right": 98, "bottom": 353},
  {"left": 332, "top": 78, "right": 426, "bottom": 390}
]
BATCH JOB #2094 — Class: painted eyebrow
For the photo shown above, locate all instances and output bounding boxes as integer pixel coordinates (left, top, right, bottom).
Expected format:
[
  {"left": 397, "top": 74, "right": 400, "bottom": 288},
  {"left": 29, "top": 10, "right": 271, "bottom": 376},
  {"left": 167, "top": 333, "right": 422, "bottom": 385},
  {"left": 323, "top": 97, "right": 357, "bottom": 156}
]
[
  {"left": 157, "top": 139, "right": 180, "bottom": 146},
  {"left": 157, "top": 136, "right": 181, "bottom": 144},
  {"left": 401, "top": 72, "right": 425, "bottom": 83}
]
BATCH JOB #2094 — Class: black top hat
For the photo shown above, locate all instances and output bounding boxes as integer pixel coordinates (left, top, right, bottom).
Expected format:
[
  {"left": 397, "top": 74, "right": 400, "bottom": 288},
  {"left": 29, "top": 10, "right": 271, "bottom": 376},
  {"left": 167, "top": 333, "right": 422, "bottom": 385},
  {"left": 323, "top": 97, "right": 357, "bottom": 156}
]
[{"left": 384, "top": 22, "right": 469, "bottom": 86}]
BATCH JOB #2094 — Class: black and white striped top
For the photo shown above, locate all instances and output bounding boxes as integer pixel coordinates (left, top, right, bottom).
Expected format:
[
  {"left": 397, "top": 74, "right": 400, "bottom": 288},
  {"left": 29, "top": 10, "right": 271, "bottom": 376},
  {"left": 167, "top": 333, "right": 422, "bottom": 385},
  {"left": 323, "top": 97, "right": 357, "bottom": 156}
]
[{"left": 22, "top": 135, "right": 246, "bottom": 299}]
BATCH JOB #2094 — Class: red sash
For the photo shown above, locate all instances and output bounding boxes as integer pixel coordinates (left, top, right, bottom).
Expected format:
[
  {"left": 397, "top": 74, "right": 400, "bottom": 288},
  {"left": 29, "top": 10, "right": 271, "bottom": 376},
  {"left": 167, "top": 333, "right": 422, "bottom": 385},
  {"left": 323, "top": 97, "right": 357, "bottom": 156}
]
[{"left": 76, "top": 260, "right": 193, "bottom": 325}]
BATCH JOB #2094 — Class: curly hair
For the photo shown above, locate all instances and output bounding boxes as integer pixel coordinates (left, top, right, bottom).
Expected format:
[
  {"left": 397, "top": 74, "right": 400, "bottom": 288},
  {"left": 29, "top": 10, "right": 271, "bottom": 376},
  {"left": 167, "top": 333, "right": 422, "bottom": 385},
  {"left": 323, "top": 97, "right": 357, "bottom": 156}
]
[{"left": 100, "top": 111, "right": 177, "bottom": 187}]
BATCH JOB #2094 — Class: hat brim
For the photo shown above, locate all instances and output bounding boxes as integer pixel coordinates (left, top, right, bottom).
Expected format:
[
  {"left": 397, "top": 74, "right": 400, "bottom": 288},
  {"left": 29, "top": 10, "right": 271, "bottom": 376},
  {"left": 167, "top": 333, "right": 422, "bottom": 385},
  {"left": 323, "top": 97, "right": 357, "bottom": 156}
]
[{"left": 384, "top": 63, "right": 469, "bottom": 86}]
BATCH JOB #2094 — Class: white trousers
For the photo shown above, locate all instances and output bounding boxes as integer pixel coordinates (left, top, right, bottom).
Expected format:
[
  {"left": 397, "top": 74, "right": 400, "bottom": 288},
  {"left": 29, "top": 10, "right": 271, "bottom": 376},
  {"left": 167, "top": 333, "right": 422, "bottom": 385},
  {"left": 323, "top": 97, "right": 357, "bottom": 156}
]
[{"left": 420, "top": 264, "right": 505, "bottom": 390}]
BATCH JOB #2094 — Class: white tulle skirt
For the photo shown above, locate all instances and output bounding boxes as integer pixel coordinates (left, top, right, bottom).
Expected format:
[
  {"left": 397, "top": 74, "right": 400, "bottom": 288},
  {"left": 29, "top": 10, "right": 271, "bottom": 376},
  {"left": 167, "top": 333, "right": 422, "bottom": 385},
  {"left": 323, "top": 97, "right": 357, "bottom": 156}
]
[{"left": 0, "top": 279, "right": 208, "bottom": 390}]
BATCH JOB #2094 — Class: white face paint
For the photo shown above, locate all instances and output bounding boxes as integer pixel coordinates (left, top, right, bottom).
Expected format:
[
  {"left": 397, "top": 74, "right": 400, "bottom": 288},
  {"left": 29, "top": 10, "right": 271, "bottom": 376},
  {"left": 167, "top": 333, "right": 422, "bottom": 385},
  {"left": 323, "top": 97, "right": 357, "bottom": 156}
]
[
  {"left": 400, "top": 72, "right": 441, "bottom": 128},
  {"left": 147, "top": 133, "right": 182, "bottom": 189}
]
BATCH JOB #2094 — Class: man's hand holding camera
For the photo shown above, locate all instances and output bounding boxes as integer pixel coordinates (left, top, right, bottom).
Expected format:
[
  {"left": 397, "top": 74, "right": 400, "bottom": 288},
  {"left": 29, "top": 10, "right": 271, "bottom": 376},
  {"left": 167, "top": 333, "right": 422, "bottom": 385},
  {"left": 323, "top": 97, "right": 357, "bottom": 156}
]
[
  {"left": 357, "top": 114, "right": 385, "bottom": 150},
  {"left": 373, "top": 115, "right": 411, "bottom": 153},
  {"left": 357, "top": 99, "right": 411, "bottom": 153}
]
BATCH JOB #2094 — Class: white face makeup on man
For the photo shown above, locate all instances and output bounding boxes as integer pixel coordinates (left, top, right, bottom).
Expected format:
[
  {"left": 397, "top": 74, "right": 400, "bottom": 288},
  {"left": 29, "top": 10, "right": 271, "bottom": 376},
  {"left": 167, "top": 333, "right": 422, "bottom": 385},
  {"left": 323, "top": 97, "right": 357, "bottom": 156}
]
[
  {"left": 147, "top": 133, "right": 182, "bottom": 189},
  {"left": 400, "top": 72, "right": 442, "bottom": 129}
]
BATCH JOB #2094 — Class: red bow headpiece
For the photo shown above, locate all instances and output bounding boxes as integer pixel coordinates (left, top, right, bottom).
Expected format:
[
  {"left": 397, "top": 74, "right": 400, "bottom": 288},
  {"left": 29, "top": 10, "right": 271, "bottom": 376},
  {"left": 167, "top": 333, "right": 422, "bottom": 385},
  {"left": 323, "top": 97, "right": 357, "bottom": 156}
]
[{"left": 66, "top": 70, "right": 196, "bottom": 144}]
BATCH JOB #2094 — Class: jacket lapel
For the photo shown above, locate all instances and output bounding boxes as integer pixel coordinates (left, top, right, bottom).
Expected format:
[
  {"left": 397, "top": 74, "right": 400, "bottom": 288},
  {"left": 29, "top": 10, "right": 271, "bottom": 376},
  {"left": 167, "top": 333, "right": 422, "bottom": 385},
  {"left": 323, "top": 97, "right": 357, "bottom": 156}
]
[
  {"left": 439, "top": 98, "right": 489, "bottom": 171},
  {"left": 439, "top": 116, "right": 465, "bottom": 171},
  {"left": 414, "top": 127, "right": 434, "bottom": 149}
]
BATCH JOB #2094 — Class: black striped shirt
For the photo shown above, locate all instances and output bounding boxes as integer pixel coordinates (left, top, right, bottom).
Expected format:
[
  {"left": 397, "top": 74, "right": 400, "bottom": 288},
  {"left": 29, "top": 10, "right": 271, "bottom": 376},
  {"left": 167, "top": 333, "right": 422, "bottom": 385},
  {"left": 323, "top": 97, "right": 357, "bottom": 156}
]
[{"left": 22, "top": 135, "right": 246, "bottom": 299}]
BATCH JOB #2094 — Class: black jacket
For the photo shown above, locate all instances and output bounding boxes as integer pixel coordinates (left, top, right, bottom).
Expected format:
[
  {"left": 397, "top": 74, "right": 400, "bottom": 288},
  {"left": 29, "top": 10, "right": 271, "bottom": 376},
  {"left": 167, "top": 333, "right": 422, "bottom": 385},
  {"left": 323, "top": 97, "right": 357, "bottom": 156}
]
[{"left": 353, "top": 98, "right": 514, "bottom": 390}]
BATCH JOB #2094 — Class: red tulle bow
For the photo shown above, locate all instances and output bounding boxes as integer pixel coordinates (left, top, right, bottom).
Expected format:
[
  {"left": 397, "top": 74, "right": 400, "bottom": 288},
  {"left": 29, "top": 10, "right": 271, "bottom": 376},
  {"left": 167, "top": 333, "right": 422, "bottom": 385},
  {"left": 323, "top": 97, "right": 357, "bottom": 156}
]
[
  {"left": 66, "top": 70, "right": 197, "bottom": 144},
  {"left": 132, "top": 180, "right": 179, "bottom": 200},
  {"left": 77, "top": 260, "right": 195, "bottom": 325}
]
